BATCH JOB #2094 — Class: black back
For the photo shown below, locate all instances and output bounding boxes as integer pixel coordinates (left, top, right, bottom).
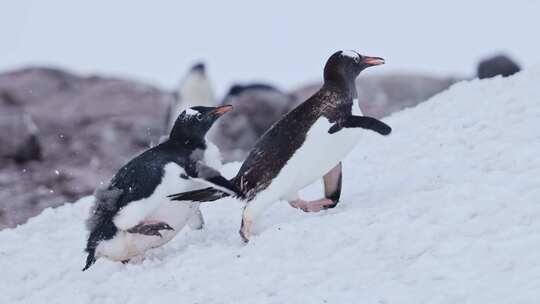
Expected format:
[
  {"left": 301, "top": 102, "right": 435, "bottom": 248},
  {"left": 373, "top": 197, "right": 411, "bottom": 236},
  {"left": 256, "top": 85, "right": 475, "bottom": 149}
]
[{"left": 109, "top": 141, "right": 201, "bottom": 208}]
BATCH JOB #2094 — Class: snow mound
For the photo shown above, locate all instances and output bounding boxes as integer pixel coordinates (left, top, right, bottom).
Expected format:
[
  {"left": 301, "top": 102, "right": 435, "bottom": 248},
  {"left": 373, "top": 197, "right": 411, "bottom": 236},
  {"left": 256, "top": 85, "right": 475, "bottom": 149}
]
[{"left": 1, "top": 69, "right": 540, "bottom": 303}]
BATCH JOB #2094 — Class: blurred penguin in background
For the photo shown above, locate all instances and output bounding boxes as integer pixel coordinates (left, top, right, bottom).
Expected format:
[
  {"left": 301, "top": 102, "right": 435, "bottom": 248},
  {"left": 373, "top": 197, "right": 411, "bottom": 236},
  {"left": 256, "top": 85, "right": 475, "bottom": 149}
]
[
  {"left": 210, "top": 84, "right": 296, "bottom": 162},
  {"left": 166, "top": 62, "right": 216, "bottom": 132},
  {"left": 477, "top": 54, "right": 521, "bottom": 79}
]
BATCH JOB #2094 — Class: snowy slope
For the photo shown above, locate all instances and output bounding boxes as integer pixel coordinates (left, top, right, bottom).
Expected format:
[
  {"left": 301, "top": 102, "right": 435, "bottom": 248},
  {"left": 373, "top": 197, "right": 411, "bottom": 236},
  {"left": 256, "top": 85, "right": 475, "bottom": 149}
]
[{"left": 1, "top": 69, "right": 540, "bottom": 304}]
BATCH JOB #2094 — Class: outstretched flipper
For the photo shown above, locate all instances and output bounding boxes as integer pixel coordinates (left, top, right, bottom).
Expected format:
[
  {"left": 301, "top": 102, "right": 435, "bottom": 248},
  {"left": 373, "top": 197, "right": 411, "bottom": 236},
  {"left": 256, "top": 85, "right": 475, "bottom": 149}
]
[
  {"left": 127, "top": 221, "right": 174, "bottom": 237},
  {"left": 329, "top": 115, "right": 392, "bottom": 135},
  {"left": 168, "top": 187, "right": 229, "bottom": 202},
  {"left": 186, "top": 162, "right": 244, "bottom": 198}
]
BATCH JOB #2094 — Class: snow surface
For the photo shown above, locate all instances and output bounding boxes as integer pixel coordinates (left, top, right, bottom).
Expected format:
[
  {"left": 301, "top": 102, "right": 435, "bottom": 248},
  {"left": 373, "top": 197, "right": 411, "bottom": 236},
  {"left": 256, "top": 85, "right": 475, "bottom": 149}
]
[{"left": 1, "top": 69, "right": 540, "bottom": 303}]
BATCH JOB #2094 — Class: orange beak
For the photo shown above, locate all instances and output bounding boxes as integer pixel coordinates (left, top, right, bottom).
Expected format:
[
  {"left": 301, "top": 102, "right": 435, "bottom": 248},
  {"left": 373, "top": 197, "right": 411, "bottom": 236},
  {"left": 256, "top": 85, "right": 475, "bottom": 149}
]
[
  {"left": 362, "top": 56, "right": 385, "bottom": 66},
  {"left": 212, "top": 105, "right": 233, "bottom": 115}
]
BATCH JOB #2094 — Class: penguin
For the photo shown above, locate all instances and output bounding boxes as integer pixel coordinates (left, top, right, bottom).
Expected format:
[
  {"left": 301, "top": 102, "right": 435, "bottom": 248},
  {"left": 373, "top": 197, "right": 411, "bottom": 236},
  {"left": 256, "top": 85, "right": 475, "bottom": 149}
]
[
  {"left": 477, "top": 54, "right": 521, "bottom": 79},
  {"left": 166, "top": 62, "right": 216, "bottom": 132},
  {"left": 168, "top": 50, "right": 391, "bottom": 242},
  {"left": 83, "top": 105, "right": 242, "bottom": 271}
]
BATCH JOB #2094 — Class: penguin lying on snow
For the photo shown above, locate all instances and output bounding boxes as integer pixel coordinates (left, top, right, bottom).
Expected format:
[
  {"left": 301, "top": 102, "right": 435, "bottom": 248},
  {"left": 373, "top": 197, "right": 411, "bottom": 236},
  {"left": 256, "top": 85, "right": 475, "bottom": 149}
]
[
  {"left": 83, "top": 105, "right": 242, "bottom": 271},
  {"left": 169, "top": 50, "right": 391, "bottom": 242}
]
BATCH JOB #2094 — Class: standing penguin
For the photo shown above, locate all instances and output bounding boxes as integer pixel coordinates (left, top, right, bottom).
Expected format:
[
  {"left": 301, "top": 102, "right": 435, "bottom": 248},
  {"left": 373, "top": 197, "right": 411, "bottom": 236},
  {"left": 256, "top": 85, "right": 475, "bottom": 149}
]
[
  {"left": 83, "top": 105, "right": 242, "bottom": 271},
  {"left": 166, "top": 62, "right": 216, "bottom": 132},
  {"left": 169, "top": 50, "right": 391, "bottom": 242}
]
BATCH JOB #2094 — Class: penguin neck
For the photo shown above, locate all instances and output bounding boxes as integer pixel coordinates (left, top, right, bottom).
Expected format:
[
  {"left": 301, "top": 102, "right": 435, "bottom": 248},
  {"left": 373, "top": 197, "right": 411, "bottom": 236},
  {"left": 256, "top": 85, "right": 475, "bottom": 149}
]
[
  {"left": 323, "top": 76, "right": 357, "bottom": 97},
  {"left": 168, "top": 134, "right": 207, "bottom": 150}
]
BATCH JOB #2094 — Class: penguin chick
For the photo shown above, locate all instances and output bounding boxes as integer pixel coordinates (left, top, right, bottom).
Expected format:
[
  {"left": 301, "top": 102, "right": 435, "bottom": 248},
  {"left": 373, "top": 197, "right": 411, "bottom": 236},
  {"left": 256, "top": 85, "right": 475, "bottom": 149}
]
[{"left": 83, "top": 105, "right": 241, "bottom": 271}]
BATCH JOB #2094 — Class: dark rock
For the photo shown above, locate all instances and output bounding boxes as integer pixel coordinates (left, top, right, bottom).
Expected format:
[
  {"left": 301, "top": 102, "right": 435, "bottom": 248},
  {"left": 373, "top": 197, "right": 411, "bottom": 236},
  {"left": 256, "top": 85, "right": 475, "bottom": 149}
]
[
  {"left": 0, "top": 104, "right": 42, "bottom": 164},
  {"left": 477, "top": 54, "right": 521, "bottom": 79},
  {"left": 0, "top": 90, "right": 19, "bottom": 105}
]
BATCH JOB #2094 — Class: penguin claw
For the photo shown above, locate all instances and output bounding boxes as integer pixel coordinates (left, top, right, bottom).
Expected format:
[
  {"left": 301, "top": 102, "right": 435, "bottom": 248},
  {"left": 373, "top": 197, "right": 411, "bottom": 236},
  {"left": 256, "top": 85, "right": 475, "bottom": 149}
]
[
  {"left": 239, "top": 229, "right": 250, "bottom": 243},
  {"left": 127, "top": 222, "right": 174, "bottom": 237},
  {"left": 239, "top": 219, "right": 251, "bottom": 243},
  {"left": 234, "top": 189, "right": 246, "bottom": 199}
]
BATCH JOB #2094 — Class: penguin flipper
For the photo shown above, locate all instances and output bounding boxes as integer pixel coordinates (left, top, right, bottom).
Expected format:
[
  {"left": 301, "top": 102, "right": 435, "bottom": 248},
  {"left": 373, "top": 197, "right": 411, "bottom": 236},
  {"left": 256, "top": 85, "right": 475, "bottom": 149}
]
[
  {"left": 344, "top": 115, "right": 392, "bottom": 135},
  {"left": 168, "top": 187, "right": 229, "bottom": 202},
  {"left": 189, "top": 162, "right": 244, "bottom": 198},
  {"left": 328, "top": 123, "right": 343, "bottom": 134},
  {"left": 127, "top": 222, "right": 174, "bottom": 237}
]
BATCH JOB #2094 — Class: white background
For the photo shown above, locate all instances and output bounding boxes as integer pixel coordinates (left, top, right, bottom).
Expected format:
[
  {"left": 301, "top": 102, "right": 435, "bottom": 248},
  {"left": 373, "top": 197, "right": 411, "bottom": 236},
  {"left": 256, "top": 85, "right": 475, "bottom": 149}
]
[{"left": 1, "top": 0, "right": 539, "bottom": 94}]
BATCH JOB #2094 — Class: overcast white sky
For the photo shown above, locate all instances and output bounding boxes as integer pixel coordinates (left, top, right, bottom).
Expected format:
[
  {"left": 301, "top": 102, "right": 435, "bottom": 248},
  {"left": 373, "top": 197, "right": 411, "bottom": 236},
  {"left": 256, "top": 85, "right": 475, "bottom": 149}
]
[{"left": 1, "top": 0, "right": 539, "bottom": 95}]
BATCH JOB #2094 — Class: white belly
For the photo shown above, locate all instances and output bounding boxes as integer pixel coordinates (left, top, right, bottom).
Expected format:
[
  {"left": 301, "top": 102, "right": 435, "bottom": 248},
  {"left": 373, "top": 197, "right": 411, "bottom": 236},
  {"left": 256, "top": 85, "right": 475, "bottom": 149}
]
[
  {"left": 281, "top": 102, "right": 364, "bottom": 192},
  {"left": 280, "top": 116, "right": 362, "bottom": 195}
]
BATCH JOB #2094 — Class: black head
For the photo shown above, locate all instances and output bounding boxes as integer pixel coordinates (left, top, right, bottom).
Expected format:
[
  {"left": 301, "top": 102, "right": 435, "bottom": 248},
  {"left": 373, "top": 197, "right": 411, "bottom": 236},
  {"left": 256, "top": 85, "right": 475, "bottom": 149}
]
[
  {"left": 323, "top": 50, "right": 385, "bottom": 86},
  {"left": 170, "top": 105, "right": 233, "bottom": 142},
  {"left": 190, "top": 62, "right": 206, "bottom": 75}
]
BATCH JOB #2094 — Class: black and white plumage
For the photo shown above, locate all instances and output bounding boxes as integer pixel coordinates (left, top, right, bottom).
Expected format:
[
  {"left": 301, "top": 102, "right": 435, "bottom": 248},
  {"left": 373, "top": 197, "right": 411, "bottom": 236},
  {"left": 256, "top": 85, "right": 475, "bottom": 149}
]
[
  {"left": 169, "top": 50, "right": 391, "bottom": 242},
  {"left": 83, "top": 105, "right": 241, "bottom": 271}
]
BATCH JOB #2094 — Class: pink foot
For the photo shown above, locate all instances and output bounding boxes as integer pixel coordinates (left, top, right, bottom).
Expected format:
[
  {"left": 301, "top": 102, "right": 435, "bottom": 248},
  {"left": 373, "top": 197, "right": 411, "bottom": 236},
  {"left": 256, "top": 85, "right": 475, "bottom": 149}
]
[{"left": 289, "top": 198, "right": 335, "bottom": 212}]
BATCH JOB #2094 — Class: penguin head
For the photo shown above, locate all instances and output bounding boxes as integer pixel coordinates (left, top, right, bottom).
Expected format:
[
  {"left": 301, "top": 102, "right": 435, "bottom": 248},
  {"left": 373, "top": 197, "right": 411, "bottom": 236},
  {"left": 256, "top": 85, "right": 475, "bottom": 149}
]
[
  {"left": 170, "top": 105, "right": 233, "bottom": 142},
  {"left": 323, "top": 50, "right": 385, "bottom": 85}
]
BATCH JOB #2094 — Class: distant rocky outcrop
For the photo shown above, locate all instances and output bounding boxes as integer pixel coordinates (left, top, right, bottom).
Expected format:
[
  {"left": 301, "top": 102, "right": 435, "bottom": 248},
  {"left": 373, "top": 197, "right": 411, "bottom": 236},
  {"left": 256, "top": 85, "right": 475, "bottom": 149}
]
[{"left": 0, "top": 67, "right": 172, "bottom": 229}]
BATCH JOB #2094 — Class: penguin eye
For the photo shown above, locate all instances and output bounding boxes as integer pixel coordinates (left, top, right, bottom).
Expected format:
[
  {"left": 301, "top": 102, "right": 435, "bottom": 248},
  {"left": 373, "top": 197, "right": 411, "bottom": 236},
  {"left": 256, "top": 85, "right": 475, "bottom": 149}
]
[{"left": 195, "top": 113, "right": 203, "bottom": 121}]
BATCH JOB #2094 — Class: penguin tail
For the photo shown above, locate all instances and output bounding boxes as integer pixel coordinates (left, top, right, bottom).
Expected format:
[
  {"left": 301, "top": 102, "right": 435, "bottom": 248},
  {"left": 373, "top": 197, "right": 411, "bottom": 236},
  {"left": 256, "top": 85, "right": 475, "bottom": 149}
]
[
  {"left": 82, "top": 248, "right": 97, "bottom": 271},
  {"left": 167, "top": 187, "right": 229, "bottom": 202}
]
